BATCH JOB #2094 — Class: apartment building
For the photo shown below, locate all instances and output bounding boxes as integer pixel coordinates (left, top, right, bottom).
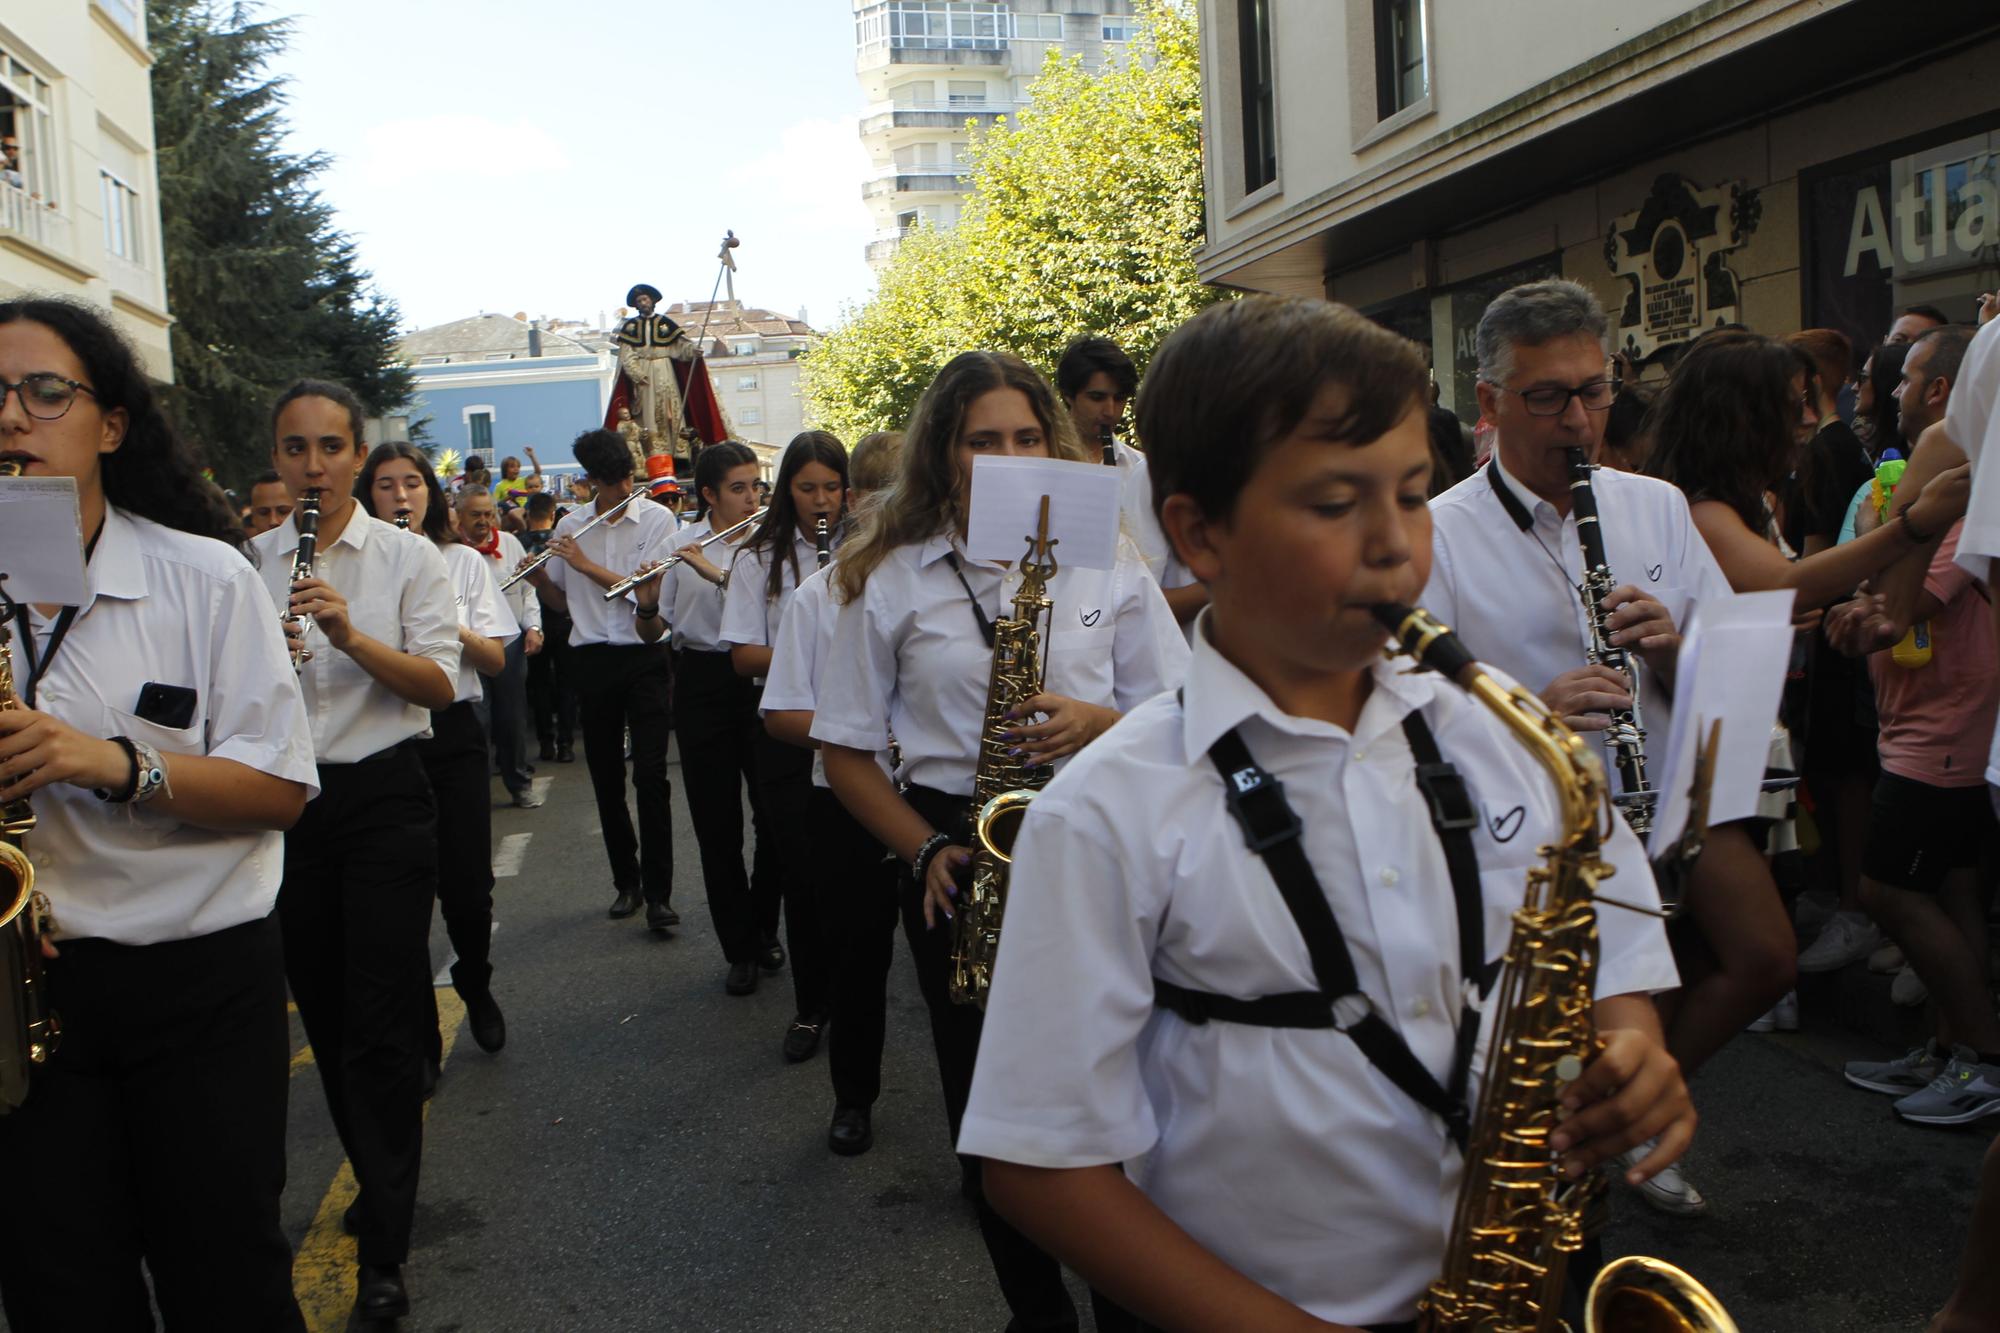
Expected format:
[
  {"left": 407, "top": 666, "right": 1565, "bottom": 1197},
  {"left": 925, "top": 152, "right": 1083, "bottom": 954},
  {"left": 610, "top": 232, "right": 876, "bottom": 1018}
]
[
  {"left": 853, "top": 0, "right": 1136, "bottom": 268},
  {"left": 0, "top": 1, "right": 172, "bottom": 380},
  {"left": 1196, "top": 0, "right": 1998, "bottom": 414}
]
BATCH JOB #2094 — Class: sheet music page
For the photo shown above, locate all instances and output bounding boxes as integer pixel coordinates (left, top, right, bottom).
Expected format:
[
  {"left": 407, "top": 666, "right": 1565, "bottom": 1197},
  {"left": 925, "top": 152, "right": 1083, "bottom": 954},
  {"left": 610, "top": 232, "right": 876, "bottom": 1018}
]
[
  {"left": 0, "top": 476, "right": 88, "bottom": 607},
  {"left": 964, "top": 456, "right": 1122, "bottom": 570}
]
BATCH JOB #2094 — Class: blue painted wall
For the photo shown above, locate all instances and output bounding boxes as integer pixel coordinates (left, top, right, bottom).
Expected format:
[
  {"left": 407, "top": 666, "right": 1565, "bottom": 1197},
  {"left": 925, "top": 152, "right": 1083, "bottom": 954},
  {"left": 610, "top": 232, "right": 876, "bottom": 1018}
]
[{"left": 407, "top": 357, "right": 611, "bottom": 465}]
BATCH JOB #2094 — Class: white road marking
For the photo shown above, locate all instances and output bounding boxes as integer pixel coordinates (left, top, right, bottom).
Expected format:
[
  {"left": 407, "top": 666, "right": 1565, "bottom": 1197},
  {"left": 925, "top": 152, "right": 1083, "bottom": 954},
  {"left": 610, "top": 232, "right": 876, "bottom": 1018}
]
[{"left": 493, "top": 832, "right": 533, "bottom": 878}]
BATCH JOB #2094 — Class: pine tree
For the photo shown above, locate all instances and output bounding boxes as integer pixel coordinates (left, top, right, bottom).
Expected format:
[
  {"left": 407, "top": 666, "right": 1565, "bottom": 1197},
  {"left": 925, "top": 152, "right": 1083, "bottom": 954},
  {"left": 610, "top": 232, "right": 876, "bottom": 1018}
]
[
  {"left": 802, "top": 0, "right": 1222, "bottom": 441},
  {"left": 148, "top": 0, "right": 413, "bottom": 486}
]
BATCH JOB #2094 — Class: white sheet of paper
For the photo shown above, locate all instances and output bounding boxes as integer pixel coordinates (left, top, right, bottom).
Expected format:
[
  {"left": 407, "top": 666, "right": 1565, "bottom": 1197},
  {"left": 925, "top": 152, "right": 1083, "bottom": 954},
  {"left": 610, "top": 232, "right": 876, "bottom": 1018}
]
[
  {"left": 964, "top": 456, "right": 1122, "bottom": 571},
  {"left": 1646, "top": 588, "right": 1796, "bottom": 857},
  {"left": 0, "top": 476, "right": 88, "bottom": 606}
]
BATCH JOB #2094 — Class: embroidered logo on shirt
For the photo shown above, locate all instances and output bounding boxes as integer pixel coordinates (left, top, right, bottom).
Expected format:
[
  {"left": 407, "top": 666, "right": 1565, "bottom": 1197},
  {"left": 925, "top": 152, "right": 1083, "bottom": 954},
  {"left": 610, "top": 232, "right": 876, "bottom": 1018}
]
[
  {"left": 1485, "top": 803, "right": 1526, "bottom": 842},
  {"left": 1646, "top": 563, "right": 1664, "bottom": 582},
  {"left": 1079, "top": 607, "right": 1103, "bottom": 627}
]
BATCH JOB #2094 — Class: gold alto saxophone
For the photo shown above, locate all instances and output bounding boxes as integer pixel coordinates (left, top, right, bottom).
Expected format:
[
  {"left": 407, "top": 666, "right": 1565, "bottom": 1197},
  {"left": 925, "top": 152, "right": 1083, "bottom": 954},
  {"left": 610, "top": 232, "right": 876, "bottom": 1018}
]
[
  {"left": 949, "top": 497, "right": 1058, "bottom": 1009},
  {"left": 1374, "top": 603, "right": 1733, "bottom": 1333},
  {"left": 0, "top": 459, "right": 61, "bottom": 1111}
]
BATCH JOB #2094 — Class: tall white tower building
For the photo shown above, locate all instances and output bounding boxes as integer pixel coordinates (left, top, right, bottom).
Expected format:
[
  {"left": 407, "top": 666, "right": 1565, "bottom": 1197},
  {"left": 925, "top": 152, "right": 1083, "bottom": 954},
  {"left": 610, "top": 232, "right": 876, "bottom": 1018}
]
[{"left": 853, "top": 1, "right": 1134, "bottom": 269}]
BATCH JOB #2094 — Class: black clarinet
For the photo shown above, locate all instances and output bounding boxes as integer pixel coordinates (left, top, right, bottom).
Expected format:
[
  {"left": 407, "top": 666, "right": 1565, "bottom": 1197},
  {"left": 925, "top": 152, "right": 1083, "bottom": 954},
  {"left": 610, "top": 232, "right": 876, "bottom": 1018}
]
[
  {"left": 286, "top": 488, "right": 322, "bottom": 673},
  {"left": 814, "top": 516, "right": 831, "bottom": 571},
  {"left": 1100, "top": 425, "right": 1116, "bottom": 467},
  {"left": 1565, "top": 447, "right": 1652, "bottom": 832}
]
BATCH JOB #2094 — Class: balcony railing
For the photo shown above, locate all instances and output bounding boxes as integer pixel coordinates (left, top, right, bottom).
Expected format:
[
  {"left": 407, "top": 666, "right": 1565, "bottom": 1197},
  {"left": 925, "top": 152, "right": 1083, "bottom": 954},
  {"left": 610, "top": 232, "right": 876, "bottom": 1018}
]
[
  {"left": 0, "top": 179, "right": 63, "bottom": 252},
  {"left": 859, "top": 100, "right": 1019, "bottom": 136}
]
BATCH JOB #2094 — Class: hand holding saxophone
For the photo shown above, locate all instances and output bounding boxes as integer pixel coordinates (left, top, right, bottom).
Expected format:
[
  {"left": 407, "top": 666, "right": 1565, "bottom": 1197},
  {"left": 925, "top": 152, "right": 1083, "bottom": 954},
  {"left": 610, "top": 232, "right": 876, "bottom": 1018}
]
[
  {"left": 0, "top": 705, "right": 135, "bottom": 804},
  {"left": 921, "top": 842, "right": 972, "bottom": 929},
  {"left": 1548, "top": 1008, "right": 1696, "bottom": 1189},
  {"left": 999, "top": 693, "right": 1118, "bottom": 764}
]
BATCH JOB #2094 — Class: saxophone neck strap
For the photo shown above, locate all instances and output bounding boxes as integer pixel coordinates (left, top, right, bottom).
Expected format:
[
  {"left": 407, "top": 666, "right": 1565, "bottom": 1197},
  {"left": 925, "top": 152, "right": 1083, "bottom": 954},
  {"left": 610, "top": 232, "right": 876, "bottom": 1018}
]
[
  {"left": 1156, "top": 691, "right": 1491, "bottom": 1151},
  {"left": 940, "top": 551, "right": 996, "bottom": 650},
  {"left": 10, "top": 516, "right": 104, "bottom": 711}
]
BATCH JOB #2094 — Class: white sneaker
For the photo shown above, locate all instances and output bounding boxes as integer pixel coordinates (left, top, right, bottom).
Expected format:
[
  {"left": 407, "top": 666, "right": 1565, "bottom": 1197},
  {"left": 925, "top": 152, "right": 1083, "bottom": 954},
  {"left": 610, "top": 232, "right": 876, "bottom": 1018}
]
[
  {"left": 1867, "top": 942, "right": 1905, "bottom": 974},
  {"left": 1891, "top": 964, "right": 1930, "bottom": 1007},
  {"left": 1794, "top": 892, "right": 1837, "bottom": 937},
  {"left": 1746, "top": 990, "right": 1800, "bottom": 1033},
  {"left": 1614, "top": 1138, "right": 1707, "bottom": 1216},
  {"left": 1797, "top": 911, "right": 1882, "bottom": 972}
]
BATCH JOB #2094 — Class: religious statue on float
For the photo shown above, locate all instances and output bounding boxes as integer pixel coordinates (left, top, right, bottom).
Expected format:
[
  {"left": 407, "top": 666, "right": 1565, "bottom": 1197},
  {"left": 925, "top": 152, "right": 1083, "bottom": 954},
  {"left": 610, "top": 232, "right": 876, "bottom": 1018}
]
[{"left": 615, "top": 282, "right": 700, "bottom": 485}]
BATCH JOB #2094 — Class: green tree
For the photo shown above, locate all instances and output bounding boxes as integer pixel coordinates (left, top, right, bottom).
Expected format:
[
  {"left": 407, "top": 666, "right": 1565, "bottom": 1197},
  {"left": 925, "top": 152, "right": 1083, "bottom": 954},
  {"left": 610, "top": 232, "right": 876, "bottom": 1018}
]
[
  {"left": 803, "top": 0, "right": 1222, "bottom": 441},
  {"left": 148, "top": 0, "right": 413, "bottom": 486}
]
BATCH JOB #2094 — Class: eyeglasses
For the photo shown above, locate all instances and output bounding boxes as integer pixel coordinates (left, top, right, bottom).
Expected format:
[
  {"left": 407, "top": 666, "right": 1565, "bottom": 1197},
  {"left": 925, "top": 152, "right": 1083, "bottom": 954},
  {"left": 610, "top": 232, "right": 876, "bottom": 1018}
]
[
  {"left": 1491, "top": 378, "right": 1620, "bottom": 417},
  {"left": 0, "top": 374, "right": 97, "bottom": 421}
]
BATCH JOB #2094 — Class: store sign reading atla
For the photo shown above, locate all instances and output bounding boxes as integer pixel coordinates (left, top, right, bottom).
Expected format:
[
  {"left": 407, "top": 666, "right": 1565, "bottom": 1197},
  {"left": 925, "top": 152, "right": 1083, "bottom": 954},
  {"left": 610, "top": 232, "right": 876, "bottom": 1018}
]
[
  {"left": 1606, "top": 174, "right": 1760, "bottom": 361},
  {"left": 1842, "top": 153, "right": 1999, "bottom": 278}
]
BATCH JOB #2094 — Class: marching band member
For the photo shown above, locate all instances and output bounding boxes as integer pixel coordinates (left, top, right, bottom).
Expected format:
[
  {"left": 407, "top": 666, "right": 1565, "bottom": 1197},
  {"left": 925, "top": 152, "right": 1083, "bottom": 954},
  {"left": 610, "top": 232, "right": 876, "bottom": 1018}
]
[
  {"left": 0, "top": 298, "right": 316, "bottom": 1331},
  {"left": 633, "top": 441, "right": 776, "bottom": 987},
  {"left": 524, "top": 429, "right": 678, "bottom": 928},
  {"left": 360, "top": 444, "right": 515, "bottom": 1060},
  {"left": 250, "top": 380, "right": 461, "bottom": 1324},
  {"left": 813, "top": 351, "right": 1187, "bottom": 1331},
  {"left": 760, "top": 431, "right": 905, "bottom": 1155},
  {"left": 961, "top": 294, "right": 1685, "bottom": 1333},
  {"left": 1420, "top": 281, "right": 1732, "bottom": 1216},
  {"left": 719, "top": 431, "right": 849, "bottom": 1061}
]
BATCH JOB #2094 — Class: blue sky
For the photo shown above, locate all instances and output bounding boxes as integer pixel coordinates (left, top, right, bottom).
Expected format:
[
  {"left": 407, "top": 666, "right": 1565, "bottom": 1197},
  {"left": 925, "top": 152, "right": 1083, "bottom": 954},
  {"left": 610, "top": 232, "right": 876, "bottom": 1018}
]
[{"left": 266, "top": 1, "right": 878, "bottom": 334}]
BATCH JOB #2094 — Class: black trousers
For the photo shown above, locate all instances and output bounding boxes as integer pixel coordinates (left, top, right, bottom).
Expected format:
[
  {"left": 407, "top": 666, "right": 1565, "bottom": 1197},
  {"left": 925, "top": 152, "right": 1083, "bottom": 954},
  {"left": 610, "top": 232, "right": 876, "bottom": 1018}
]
[
  {"left": 902, "top": 783, "right": 1077, "bottom": 1331},
  {"left": 673, "top": 649, "right": 777, "bottom": 963},
  {"left": 479, "top": 634, "right": 531, "bottom": 798},
  {"left": 416, "top": 701, "right": 496, "bottom": 1066},
  {"left": 810, "top": 784, "right": 899, "bottom": 1108},
  {"left": 527, "top": 604, "right": 577, "bottom": 751},
  {"left": 571, "top": 642, "right": 674, "bottom": 903},
  {"left": 281, "top": 743, "right": 436, "bottom": 1267},
  {"left": 0, "top": 916, "right": 304, "bottom": 1333},
  {"left": 754, "top": 728, "right": 830, "bottom": 1018}
]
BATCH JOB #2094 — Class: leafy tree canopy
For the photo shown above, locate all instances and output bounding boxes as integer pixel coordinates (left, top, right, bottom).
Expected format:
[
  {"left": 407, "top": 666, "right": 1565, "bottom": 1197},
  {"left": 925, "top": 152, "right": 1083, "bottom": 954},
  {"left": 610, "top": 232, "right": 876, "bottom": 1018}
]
[
  {"left": 803, "top": 0, "right": 1222, "bottom": 441},
  {"left": 149, "top": 0, "right": 413, "bottom": 487}
]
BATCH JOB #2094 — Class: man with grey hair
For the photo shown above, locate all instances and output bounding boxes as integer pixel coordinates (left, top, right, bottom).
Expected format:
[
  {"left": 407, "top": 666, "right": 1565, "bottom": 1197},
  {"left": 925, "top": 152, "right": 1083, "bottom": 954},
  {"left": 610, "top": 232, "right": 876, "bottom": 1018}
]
[{"left": 1420, "top": 279, "right": 1734, "bottom": 1218}]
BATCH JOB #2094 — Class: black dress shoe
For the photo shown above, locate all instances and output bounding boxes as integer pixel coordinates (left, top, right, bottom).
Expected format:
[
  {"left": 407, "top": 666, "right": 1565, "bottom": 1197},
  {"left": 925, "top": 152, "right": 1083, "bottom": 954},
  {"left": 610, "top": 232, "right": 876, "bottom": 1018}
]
[
  {"left": 342, "top": 1198, "right": 362, "bottom": 1236},
  {"left": 608, "top": 890, "right": 643, "bottom": 919},
  {"left": 759, "top": 937, "right": 786, "bottom": 974},
  {"left": 783, "top": 1014, "right": 825, "bottom": 1063},
  {"left": 828, "top": 1105, "right": 874, "bottom": 1156},
  {"left": 646, "top": 900, "right": 681, "bottom": 932},
  {"left": 725, "top": 959, "right": 758, "bottom": 996},
  {"left": 463, "top": 987, "right": 506, "bottom": 1053},
  {"left": 556, "top": 743, "right": 576, "bottom": 763},
  {"left": 355, "top": 1263, "right": 409, "bottom": 1321}
]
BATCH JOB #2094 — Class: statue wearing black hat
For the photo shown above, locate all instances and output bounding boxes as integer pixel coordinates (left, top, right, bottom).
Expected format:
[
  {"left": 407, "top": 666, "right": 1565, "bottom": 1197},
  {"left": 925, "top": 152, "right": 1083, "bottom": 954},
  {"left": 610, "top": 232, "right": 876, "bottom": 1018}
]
[{"left": 615, "top": 283, "right": 698, "bottom": 482}]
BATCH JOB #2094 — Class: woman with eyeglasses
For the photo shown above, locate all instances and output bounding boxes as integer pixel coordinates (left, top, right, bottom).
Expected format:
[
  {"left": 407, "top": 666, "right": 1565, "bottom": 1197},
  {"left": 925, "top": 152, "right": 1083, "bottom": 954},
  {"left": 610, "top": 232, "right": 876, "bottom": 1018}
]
[{"left": 0, "top": 298, "right": 316, "bottom": 1331}]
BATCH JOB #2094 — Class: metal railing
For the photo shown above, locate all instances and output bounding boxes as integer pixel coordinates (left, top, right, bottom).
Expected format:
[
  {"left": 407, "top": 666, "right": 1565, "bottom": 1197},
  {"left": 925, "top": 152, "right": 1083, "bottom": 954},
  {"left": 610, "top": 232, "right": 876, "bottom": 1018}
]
[{"left": 0, "top": 179, "right": 48, "bottom": 248}]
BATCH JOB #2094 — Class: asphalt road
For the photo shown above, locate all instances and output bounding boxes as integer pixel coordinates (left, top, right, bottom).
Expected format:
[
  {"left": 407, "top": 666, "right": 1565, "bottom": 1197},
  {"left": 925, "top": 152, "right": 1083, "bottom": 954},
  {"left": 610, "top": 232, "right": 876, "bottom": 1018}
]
[{"left": 160, "top": 741, "right": 2000, "bottom": 1330}]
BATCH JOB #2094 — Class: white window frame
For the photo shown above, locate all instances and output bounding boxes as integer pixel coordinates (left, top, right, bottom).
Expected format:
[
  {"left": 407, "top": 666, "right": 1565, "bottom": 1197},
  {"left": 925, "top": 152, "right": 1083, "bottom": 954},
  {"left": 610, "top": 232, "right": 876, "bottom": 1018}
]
[
  {"left": 99, "top": 168, "right": 142, "bottom": 264},
  {"left": 0, "top": 47, "right": 58, "bottom": 211},
  {"left": 732, "top": 341, "right": 757, "bottom": 357},
  {"left": 739, "top": 405, "right": 763, "bottom": 427},
  {"left": 736, "top": 374, "right": 759, "bottom": 392},
  {"left": 92, "top": 0, "right": 144, "bottom": 43}
]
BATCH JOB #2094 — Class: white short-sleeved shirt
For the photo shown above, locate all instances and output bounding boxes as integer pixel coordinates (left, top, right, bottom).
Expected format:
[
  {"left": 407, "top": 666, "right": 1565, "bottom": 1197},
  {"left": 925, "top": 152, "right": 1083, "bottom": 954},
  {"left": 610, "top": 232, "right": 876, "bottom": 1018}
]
[
  {"left": 812, "top": 533, "right": 1190, "bottom": 796},
  {"left": 720, "top": 527, "right": 824, "bottom": 653},
  {"left": 958, "top": 617, "right": 1678, "bottom": 1327},
  {"left": 1424, "top": 452, "right": 1733, "bottom": 796},
  {"left": 21, "top": 508, "right": 319, "bottom": 945},
  {"left": 441, "top": 542, "right": 519, "bottom": 703},
  {"left": 1946, "top": 318, "right": 2000, "bottom": 784},
  {"left": 1113, "top": 440, "right": 1173, "bottom": 584},
  {"left": 475, "top": 532, "right": 539, "bottom": 638},
  {"left": 250, "top": 509, "right": 461, "bottom": 764},
  {"left": 656, "top": 518, "right": 750, "bottom": 652},
  {"left": 760, "top": 565, "right": 894, "bottom": 790},
  {"left": 542, "top": 496, "right": 678, "bottom": 647}
]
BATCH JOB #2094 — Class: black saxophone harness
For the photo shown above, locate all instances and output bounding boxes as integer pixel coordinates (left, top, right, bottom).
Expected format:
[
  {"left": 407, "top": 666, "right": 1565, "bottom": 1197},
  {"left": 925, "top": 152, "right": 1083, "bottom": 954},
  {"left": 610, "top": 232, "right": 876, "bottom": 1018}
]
[{"left": 1153, "top": 701, "right": 1498, "bottom": 1151}]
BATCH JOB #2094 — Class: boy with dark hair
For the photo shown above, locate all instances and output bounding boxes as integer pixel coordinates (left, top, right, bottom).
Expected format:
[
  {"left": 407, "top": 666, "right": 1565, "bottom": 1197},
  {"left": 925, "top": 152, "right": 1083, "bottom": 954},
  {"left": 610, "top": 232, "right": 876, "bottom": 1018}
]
[
  {"left": 960, "top": 296, "right": 1689, "bottom": 1331},
  {"left": 525, "top": 427, "right": 680, "bottom": 924}
]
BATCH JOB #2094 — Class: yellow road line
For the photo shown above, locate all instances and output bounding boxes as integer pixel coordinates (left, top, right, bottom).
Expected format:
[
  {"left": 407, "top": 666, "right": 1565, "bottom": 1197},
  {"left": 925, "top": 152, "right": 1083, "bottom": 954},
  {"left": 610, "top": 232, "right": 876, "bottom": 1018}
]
[
  {"left": 289, "top": 1045, "right": 315, "bottom": 1075},
  {"left": 292, "top": 988, "right": 467, "bottom": 1330}
]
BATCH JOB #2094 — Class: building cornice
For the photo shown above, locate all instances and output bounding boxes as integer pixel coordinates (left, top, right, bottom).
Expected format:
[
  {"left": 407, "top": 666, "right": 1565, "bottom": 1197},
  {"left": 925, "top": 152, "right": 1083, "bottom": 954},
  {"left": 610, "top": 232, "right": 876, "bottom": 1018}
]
[
  {"left": 110, "top": 289, "right": 173, "bottom": 328},
  {"left": 0, "top": 232, "right": 96, "bottom": 284}
]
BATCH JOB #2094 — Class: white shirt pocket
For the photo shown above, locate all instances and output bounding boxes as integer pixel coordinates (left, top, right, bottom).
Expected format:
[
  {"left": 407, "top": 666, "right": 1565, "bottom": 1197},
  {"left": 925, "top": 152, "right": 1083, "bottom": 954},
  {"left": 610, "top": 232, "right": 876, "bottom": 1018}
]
[{"left": 107, "top": 705, "right": 205, "bottom": 759}]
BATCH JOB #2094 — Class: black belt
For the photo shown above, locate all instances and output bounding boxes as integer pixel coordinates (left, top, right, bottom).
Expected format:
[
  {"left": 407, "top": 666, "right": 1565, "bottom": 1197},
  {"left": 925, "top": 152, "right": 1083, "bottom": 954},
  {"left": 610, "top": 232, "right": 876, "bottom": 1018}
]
[{"left": 315, "top": 738, "right": 417, "bottom": 771}]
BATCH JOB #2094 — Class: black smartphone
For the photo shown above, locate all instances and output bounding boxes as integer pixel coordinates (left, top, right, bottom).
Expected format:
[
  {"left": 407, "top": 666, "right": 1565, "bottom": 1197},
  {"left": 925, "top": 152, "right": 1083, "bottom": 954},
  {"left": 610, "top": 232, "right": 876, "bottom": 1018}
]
[{"left": 135, "top": 682, "right": 197, "bottom": 730}]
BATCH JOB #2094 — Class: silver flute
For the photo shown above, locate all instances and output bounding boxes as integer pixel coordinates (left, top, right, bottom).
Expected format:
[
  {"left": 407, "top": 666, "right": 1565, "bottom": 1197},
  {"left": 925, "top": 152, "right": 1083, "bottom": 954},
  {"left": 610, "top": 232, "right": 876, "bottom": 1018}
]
[
  {"left": 501, "top": 487, "right": 644, "bottom": 591},
  {"left": 602, "top": 508, "right": 768, "bottom": 600}
]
